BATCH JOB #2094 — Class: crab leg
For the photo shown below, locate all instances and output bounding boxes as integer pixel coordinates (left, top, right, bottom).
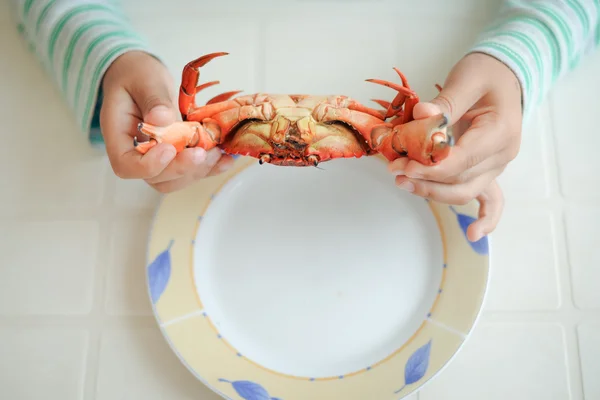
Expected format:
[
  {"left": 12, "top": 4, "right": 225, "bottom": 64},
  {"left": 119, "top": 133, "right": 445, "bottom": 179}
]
[
  {"left": 366, "top": 67, "right": 418, "bottom": 123},
  {"left": 371, "top": 99, "right": 391, "bottom": 110},
  {"left": 133, "top": 120, "right": 221, "bottom": 154},
  {"left": 135, "top": 98, "right": 273, "bottom": 155},
  {"left": 321, "top": 95, "right": 386, "bottom": 119},
  {"left": 207, "top": 90, "right": 243, "bottom": 105},
  {"left": 316, "top": 104, "right": 451, "bottom": 165},
  {"left": 346, "top": 101, "right": 386, "bottom": 119},
  {"left": 178, "top": 52, "right": 245, "bottom": 118},
  {"left": 134, "top": 101, "right": 271, "bottom": 155}
]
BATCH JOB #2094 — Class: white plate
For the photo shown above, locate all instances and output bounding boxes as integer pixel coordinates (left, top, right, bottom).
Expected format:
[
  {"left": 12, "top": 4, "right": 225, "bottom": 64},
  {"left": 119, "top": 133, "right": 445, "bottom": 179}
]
[
  {"left": 146, "top": 155, "right": 490, "bottom": 400},
  {"left": 194, "top": 156, "right": 443, "bottom": 378}
]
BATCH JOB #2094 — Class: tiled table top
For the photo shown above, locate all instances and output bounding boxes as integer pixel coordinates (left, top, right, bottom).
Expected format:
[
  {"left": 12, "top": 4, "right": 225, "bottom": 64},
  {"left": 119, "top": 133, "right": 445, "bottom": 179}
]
[{"left": 1, "top": 1, "right": 599, "bottom": 399}]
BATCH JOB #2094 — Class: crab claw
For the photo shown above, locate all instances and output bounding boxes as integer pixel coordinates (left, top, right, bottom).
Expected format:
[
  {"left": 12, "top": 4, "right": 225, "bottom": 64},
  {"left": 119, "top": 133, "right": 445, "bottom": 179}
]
[
  {"left": 395, "top": 113, "right": 452, "bottom": 164},
  {"left": 132, "top": 135, "right": 158, "bottom": 155},
  {"left": 134, "top": 121, "right": 202, "bottom": 154},
  {"left": 372, "top": 112, "right": 452, "bottom": 165}
]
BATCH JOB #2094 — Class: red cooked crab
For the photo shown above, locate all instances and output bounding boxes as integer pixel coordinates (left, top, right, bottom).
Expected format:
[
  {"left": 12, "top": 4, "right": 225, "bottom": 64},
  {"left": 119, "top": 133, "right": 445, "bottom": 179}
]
[{"left": 134, "top": 52, "right": 452, "bottom": 167}]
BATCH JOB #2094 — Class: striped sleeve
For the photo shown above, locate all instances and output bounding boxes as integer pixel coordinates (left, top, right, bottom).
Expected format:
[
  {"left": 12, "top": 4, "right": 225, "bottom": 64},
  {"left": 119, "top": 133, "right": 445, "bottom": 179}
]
[
  {"left": 9, "top": 0, "right": 155, "bottom": 144},
  {"left": 467, "top": 0, "right": 600, "bottom": 119}
]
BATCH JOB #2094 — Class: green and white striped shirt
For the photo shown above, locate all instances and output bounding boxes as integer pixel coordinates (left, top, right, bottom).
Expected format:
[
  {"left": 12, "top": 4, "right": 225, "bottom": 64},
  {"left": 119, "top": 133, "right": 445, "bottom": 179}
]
[
  {"left": 470, "top": 0, "right": 600, "bottom": 117},
  {"left": 10, "top": 0, "right": 600, "bottom": 145},
  {"left": 9, "top": 0, "right": 153, "bottom": 144}
]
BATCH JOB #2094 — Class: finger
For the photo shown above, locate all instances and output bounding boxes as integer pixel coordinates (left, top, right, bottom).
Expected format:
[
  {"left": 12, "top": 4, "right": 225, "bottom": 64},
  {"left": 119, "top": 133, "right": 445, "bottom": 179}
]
[
  {"left": 190, "top": 148, "right": 226, "bottom": 179},
  {"left": 149, "top": 151, "right": 232, "bottom": 194},
  {"left": 413, "top": 53, "right": 490, "bottom": 125},
  {"left": 100, "top": 88, "right": 177, "bottom": 179},
  {"left": 206, "top": 154, "right": 235, "bottom": 177},
  {"left": 395, "top": 167, "right": 502, "bottom": 205},
  {"left": 387, "top": 156, "right": 410, "bottom": 176},
  {"left": 124, "top": 59, "right": 177, "bottom": 126},
  {"left": 401, "top": 113, "right": 508, "bottom": 182},
  {"left": 467, "top": 180, "right": 504, "bottom": 242},
  {"left": 391, "top": 148, "right": 508, "bottom": 186},
  {"left": 113, "top": 144, "right": 177, "bottom": 179},
  {"left": 144, "top": 147, "right": 208, "bottom": 184},
  {"left": 449, "top": 153, "right": 508, "bottom": 184},
  {"left": 146, "top": 148, "right": 222, "bottom": 191},
  {"left": 149, "top": 174, "right": 196, "bottom": 194}
]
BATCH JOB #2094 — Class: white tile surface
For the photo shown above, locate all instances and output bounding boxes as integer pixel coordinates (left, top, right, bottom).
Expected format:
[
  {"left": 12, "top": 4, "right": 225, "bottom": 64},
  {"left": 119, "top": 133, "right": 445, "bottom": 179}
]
[
  {"left": 551, "top": 49, "right": 600, "bottom": 200},
  {"left": 486, "top": 205, "right": 561, "bottom": 311},
  {"left": 497, "top": 103, "right": 553, "bottom": 200},
  {"left": 578, "top": 323, "right": 600, "bottom": 400},
  {"left": 113, "top": 178, "right": 162, "bottom": 211},
  {"left": 0, "top": 16, "right": 108, "bottom": 217},
  {"left": 105, "top": 217, "right": 155, "bottom": 315},
  {"left": 565, "top": 206, "right": 600, "bottom": 310},
  {"left": 132, "top": 15, "right": 260, "bottom": 105},
  {"left": 0, "top": 220, "right": 99, "bottom": 315},
  {"left": 264, "top": 17, "right": 400, "bottom": 103},
  {"left": 95, "top": 326, "right": 219, "bottom": 400},
  {"left": 1, "top": 0, "right": 599, "bottom": 399},
  {"left": 419, "top": 323, "right": 571, "bottom": 400},
  {"left": 0, "top": 327, "right": 88, "bottom": 400}
]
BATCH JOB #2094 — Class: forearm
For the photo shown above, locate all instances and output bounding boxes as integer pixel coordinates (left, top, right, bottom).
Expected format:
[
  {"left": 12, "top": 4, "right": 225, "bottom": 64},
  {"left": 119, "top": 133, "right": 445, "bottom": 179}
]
[
  {"left": 468, "top": 0, "right": 600, "bottom": 119},
  {"left": 10, "top": 0, "right": 154, "bottom": 142}
]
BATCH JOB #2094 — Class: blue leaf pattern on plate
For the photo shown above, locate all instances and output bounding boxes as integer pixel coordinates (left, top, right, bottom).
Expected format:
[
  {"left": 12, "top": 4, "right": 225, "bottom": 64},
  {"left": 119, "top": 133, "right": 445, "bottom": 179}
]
[
  {"left": 449, "top": 206, "right": 489, "bottom": 255},
  {"left": 219, "top": 378, "right": 281, "bottom": 400},
  {"left": 147, "top": 240, "right": 173, "bottom": 304},
  {"left": 394, "top": 340, "right": 432, "bottom": 394}
]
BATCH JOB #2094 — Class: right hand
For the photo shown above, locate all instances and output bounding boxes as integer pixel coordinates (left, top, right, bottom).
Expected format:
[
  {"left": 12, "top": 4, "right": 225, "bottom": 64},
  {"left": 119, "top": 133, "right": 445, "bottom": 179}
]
[
  {"left": 388, "top": 52, "right": 522, "bottom": 241},
  {"left": 100, "top": 50, "right": 234, "bottom": 193}
]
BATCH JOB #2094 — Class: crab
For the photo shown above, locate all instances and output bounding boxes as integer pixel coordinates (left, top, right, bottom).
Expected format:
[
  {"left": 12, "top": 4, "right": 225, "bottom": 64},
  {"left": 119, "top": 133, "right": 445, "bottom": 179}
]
[{"left": 134, "top": 52, "right": 453, "bottom": 167}]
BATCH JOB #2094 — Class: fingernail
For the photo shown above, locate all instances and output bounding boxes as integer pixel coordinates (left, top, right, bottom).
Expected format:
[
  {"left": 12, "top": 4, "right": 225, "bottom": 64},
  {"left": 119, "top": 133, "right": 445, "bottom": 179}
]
[
  {"left": 193, "top": 148, "right": 207, "bottom": 164},
  {"left": 397, "top": 181, "right": 415, "bottom": 192},
  {"left": 391, "top": 169, "right": 404, "bottom": 176},
  {"left": 150, "top": 105, "right": 172, "bottom": 116},
  {"left": 160, "top": 148, "right": 175, "bottom": 164}
]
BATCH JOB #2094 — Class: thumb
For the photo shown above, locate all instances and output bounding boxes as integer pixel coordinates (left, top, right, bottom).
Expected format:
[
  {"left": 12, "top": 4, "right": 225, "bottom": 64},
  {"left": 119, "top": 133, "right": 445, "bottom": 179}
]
[
  {"left": 413, "top": 56, "right": 488, "bottom": 124},
  {"left": 129, "top": 78, "right": 178, "bottom": 127}
]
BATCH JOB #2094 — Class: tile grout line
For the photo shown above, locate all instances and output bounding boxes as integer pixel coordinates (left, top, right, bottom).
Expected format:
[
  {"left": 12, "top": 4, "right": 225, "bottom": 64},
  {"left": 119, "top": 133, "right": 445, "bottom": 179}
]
[
  {"left": 566, "top": 324, "right": 586, "bottom": 400},
  {"left": 82, "top": 168, "right": 113, "bottom": 400},
  {"left": 546, "top": 89, "right": 585, "bottom": 400},
  {"left": 78, "top": 161, "right": 119, "bottom": 400},
  {"left": 544, "top": 96, "right": 577, "bottom": 310}
]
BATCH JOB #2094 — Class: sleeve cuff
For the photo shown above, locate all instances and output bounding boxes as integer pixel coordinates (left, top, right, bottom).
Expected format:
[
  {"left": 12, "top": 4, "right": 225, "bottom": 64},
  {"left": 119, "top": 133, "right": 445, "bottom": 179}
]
[{"left": 467, "top": 33, "right": 537, "bottom": 120}]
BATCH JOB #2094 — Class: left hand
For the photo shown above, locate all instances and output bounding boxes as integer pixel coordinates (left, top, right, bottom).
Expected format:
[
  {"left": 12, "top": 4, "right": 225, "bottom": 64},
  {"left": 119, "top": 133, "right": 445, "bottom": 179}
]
[
  {"left": 100, "top": 50, "right": 234, "bottom": 194},
  {"left": 388, "top": 52, "right": 524, "bottom": 241}
]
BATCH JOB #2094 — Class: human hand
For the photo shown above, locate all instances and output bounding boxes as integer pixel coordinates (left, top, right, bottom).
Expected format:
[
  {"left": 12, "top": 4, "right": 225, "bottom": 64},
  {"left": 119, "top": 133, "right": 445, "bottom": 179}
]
[
  {"left": 389, "top": 52, "right": 523, "bottom": 241},
  {"left": 100, "top": 50, "right": 234, "bottom": 193}
]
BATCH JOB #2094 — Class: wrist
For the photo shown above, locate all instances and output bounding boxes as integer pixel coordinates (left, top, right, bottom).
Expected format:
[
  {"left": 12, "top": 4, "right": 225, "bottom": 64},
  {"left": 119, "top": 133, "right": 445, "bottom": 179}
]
[{"left": 102, "top": 50, "right": 166, "bottom": 92}]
